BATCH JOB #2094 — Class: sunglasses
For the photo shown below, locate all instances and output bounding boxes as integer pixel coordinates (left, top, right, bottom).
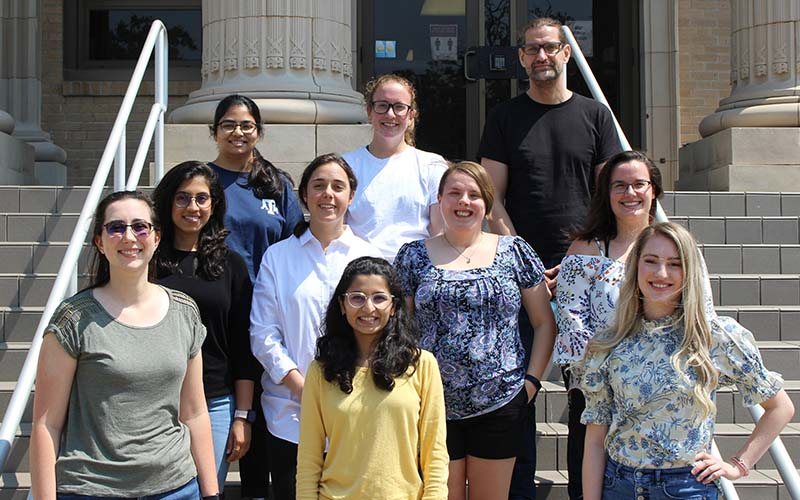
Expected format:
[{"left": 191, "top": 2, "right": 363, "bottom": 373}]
[
  {"left": 174, "top": 192, "right": 212, "bottom": 208},
  {"left": 102, "top": 220, "right": 155, "bottom": 238},
  {"left": 342, "top": 291, "right": 395, "bottom": 309}
]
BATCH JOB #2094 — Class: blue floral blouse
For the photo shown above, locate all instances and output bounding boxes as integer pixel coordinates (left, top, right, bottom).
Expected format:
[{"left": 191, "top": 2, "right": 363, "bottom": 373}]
[
  {"left": 395, "top": 236, "right": 544, "bottom": 420},
  {"left": 581, "top": 315, "right": 783, "bottom": 469}
]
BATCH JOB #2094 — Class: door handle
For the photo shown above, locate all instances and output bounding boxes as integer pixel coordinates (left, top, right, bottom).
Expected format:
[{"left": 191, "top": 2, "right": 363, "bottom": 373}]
[{"left": 463, "top": 48, "right": 477, "bottom": 82}]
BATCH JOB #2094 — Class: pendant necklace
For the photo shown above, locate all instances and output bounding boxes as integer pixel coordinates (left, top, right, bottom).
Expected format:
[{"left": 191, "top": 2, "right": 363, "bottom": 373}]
[{"left": 443, "top": 232, "right": 482, "bottom": 264}]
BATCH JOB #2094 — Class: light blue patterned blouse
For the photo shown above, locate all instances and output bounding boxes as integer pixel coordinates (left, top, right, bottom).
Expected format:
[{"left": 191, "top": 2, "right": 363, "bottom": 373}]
[{"left": 580, "top": 315, "right": 783, "bottom": 469}]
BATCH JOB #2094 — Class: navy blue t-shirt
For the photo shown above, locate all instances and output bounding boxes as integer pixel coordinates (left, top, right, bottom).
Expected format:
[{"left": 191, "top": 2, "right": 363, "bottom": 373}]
[{"left": 210, "top": 163, "right": 303, "bottom": 280}]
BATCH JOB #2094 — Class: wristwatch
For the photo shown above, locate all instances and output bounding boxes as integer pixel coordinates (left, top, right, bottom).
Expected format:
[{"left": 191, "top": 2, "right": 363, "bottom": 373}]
[{"left": 233, "top": 409, "right": 257, "bottom": 423}]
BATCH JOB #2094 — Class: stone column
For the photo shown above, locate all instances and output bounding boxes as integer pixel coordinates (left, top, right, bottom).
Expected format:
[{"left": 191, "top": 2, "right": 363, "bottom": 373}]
[
  {"left": 699, "top": 0, "right": 800, "bottom": 136},
  {"left": 0, "top": 0, "right": 66, "bottom": 183},
  {"left": 679, "top": 0, "right": 800, "bottom": 190},
  {"left": 170, "top": 0, "right": 365, "bottom": 124}
]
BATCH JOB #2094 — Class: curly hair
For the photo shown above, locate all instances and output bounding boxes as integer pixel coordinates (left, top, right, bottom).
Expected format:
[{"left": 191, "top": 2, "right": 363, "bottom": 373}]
[
  {"left": 151, "top": 161, "right": 229, "bottom": 280},
  {"left": 88, "top": 191, "right": 159, "bottom": 288},
  {"left": 210, "top": 94, "right": 294, "bottom": 200},
  {"left": 316, "top": 256, "right": 420, "bottom": 393}
]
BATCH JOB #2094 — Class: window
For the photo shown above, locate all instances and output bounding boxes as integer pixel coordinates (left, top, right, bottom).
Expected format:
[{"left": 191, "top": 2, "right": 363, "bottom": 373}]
[{"left": 64, "top": 0, "right": 202, "bottom": 81}]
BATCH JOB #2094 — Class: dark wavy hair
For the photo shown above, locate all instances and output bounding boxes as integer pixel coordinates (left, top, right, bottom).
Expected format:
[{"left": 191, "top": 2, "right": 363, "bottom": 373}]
[
  {"left": 151, "top": 161, "right": 229, "bottom": 280},
  {"left": 88, "top": 191, "right": 159, "bottom": 288},
  {"left": 293, "top": 153, "right": 358, "bottom": 238},
  {"left": 572, "top": 150, "right": 663, "bottom": 243},
  {"left": 316, "top": 256, "right": 420, "bottom": 394},
  {"left": 210, "top": 94, "right": 294, "bottom": 200}
]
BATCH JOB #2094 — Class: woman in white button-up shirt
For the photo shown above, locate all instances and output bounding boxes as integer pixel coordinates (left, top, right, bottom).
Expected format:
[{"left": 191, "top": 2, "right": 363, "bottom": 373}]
[{"left": 249, "top": 153, "right": 380, "bottom": 498}]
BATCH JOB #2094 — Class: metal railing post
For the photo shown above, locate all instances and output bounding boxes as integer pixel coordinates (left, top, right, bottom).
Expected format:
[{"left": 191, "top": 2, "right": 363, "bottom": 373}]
[
  {"left": 154, "top": 27, "right": 167, "bottom": 184},
  {"left": 747, "top": 404, "right": 800, "bottom": 498},
  {"left": 114, "top": 127, "right": 126, "bottom": 191}
]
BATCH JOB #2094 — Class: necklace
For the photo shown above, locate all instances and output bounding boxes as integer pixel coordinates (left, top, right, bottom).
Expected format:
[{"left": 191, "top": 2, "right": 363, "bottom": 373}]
[{"left": 443, "top": 232, "right": 482, "bottom": 264}]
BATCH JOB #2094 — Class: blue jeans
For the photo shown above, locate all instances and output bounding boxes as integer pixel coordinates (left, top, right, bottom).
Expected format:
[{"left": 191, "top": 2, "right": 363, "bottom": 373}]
[
  {"left": 57, "top": 477, "right": 199, "bottom": 499},
  {"left": 603, "top": 457, "right": 719, "bottom": 499},
  {"left": 207, "top": 393, "right": 235, "bottom": 493}
]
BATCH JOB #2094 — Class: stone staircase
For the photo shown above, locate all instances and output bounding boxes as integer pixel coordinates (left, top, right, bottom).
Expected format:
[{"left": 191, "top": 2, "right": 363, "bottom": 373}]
[{"left": 1, "top": 187, "right": 799, "bottom": 499}]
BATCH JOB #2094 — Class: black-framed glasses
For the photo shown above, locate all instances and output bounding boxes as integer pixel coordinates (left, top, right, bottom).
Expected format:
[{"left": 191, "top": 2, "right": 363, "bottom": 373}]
[
  {"left": 342, "top": 291, "right": 395, "bottom": 309},
  {"left": 370, "top": 101, "right": 412, "bottom": 116},
  {"left": 217, "top": 120, "right": 258, "bottom": 134},
  {"left": 103, "top": 220, "right": 155, "bottom": 238},
  {"left": 174, "top": 192, "right": 212, "bottom": 208},
  {"left": 610, "top": 180, "right": 652, "bottom": 194},
  {"left": 520, "top": 42, "right": 565, "bottom": 56}
]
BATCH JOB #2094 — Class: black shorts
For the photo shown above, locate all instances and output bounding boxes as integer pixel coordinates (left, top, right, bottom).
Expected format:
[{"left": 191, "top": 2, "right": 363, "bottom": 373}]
[{"left": 446, "top": 386, "right": 529, "bottom": 460}]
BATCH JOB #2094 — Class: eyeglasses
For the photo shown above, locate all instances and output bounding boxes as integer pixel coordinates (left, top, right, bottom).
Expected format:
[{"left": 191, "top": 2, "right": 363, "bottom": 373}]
[
  {"left": 174, "top": 192, "right": 212, "bottom": 208},
  {"left": 103, "top": 220, "right": 155, "bottom": 238},
  {"left": 611, "top": 180, "right": 652, "bottom": 194},
  {"left": 370, "top": 101, "right": 412, "bottom": 117},
  {"left": 217, "top": 120, "right": 258, "bottom": 134},
  {"left": 342, "top": 291, "right": 395, "bottom": 309},
  {"left": 520, "top": 42, "right": 565, "bottom": 56}
]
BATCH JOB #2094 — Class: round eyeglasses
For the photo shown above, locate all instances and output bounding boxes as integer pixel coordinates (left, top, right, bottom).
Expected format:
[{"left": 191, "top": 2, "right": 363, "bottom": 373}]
[
  {"left": 610, "top": 180, "right": 652, "bottom": 194},
  {"left": 103, "top": 220, "right": 155, "bottom": 239},
  {"left": 217, "top": 120, "right": 257, "bottom": 134},
  {"left": 174, "top": 192, "right": 212, "bottom": 208},
  {"left": 342, "top": 291, "right": 395, "bottom": 309},
  {"left": 370, "top": 101, "right": 412, "bottom": 117}
]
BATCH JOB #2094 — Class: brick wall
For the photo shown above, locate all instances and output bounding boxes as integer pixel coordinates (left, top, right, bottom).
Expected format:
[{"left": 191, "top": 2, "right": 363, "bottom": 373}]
[
  {"left": 40, "top": 0, "right": 201, "bottom": 185},
  {"left": 677, "top": 0, "right": 732, "bottom": 146}
]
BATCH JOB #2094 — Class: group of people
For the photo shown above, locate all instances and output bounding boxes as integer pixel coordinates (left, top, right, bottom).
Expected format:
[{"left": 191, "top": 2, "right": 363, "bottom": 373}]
[{"left": 28, "top": 15, "right": 794, "bottom": 500}]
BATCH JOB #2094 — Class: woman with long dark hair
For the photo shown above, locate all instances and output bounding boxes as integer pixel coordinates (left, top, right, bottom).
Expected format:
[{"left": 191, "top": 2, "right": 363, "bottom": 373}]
[
  {"left": 208, "top": 94, "right": 303, "bottom": 497},
  {"left": 580, "top": 222, "right": 793, "bottom": 499},
  {"left": 297, "top": 256, "right": 448, "bottom": 498},
  {"left": 250, "top": 153, "right": 379, "bottom": 498},
  {"left": 30, "top": 191, "right": 218, "bottom": 499},
  {"left": 152, "top": 161, "right": 260, "bottom": 494}
]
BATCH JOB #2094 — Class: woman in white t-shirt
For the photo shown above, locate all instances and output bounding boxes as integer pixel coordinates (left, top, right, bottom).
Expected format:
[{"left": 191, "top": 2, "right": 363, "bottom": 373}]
[{"left": 343, "top": 74, "right": 448, "bottom": 261}]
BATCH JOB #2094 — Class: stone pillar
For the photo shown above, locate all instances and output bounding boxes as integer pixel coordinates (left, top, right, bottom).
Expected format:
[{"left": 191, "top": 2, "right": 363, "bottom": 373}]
[
  {"left": 0, "top": 0, "right": 66, "bottom": 183},
  {"left": 170, "top": 0, "right": 365, "bottom": 124},
  {"left": 679, "top": 0, "right": 800, "bottom": 190}
]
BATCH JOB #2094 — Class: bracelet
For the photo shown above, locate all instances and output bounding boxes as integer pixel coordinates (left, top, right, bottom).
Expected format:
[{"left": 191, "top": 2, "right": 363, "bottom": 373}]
[
  {"left": 730, "top": 456, "right": 750, "bottom": 477},
  {"left": 524, "top": 373, "right": 542, "bottom": 392},
  {"left": 202, "top": 495, "right": 221, "bottom": 500}
]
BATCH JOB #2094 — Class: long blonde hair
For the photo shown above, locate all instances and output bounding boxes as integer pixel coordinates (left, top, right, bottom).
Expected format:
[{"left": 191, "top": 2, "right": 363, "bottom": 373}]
[{"left": 586, "top": 222, "right": 718, "bottom": 418}]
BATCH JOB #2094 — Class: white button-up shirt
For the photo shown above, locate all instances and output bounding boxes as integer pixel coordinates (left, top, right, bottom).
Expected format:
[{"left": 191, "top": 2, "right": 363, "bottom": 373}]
[{"left": 249, "top": 226, "right": 381, "bottom": 443}]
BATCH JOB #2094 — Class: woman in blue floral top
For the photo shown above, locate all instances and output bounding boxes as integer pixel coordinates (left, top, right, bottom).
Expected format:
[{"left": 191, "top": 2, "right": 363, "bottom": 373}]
[
  {"left": 395, "top": 161, "right": 556, "bottom": 500},
  {"left": 555, "top": 150, "right": 663, "bottom": 498},
  {"left": 579, "top": 222, "right": 794, "bottom": 499}
]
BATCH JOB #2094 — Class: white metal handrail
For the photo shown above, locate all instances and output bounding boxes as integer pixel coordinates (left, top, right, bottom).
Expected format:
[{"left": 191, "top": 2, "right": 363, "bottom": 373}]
[
  {"left": 0, "top": 20, "right": 168, "bottom": 474},
  {"left": 563, "top": 25, "right": 800, "bottom": 500}
]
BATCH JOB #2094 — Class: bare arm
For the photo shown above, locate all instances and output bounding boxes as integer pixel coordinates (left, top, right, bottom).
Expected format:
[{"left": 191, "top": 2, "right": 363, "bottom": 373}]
[
  {"left": 30, "top": 334, "right": 77, "bottom": 500},
  {"left": 428, "top": 203, "right": 444, "bottom": 237},
  {"left": 180, "top": 354, "right": 219, "bottom": 496},
  {"left": 693, "top": 389, "right": 794, "bottom": 483},
  {"left": 226, "top": 379, "right": 255, "bottom": 462},
  {"left": 282, "top": 368, "right": 306, "bottom": 399},
  {"left": 521, "top": 281, "right": 556, "bottom": 400},
  {"left": 482, "top": 158, "right": 517, "bottom": 236},
  {"left": 583, "top": 424, "right": 608, "bottom": 500}
]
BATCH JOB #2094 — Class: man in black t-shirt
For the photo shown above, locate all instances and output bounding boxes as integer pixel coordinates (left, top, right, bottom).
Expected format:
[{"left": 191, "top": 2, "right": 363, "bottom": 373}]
[{"left": 478, "top": 17, "right": 621, "bottom": 500}]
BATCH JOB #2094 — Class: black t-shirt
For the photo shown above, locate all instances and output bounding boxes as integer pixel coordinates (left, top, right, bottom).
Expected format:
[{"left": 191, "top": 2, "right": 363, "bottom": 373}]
[
  {"left": 478, "top": 92, "right": 621, "bottom": 266},
  {"left": 157, "top": 249, "right": 260, "bottom": 398}
]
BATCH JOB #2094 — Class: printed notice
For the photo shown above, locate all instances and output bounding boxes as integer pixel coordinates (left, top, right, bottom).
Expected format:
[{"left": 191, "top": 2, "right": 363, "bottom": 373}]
[{"left": 430, "top": 24, "right": 458, "bottom": 61}]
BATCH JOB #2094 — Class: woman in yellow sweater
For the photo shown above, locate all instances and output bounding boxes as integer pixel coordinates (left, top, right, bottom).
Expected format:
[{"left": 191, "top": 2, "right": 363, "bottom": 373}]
[{"left": 297, "top": 256, "right": 449, "bottom": 499}]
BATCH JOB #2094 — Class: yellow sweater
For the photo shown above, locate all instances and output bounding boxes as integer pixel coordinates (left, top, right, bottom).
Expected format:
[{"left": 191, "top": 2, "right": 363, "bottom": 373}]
[{"left": 296, "top": 350, "right": 449, "bottom": 499}]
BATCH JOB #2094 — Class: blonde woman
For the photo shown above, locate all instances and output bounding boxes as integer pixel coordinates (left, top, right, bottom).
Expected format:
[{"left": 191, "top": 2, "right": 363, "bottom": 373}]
[{"left": 580, "top": 222, "right": 794, "bottom": 499}]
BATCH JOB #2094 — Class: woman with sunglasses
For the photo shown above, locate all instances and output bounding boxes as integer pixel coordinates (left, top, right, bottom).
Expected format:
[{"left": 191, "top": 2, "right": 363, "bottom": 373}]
[
  {"left": 30, "top": 191, "right": 218, "bottom": 499},
  {"left": 297, "top": 256, "right": 448, "bottom": 499},
  {"left": 250, "top": 153, "right": 380, "bottom": 498},
  {"left": 209, "top": 94, "right": 303, "bottom": 497},
  {"left": 343, "top": 74, "right": 448, "bottom": 262},
  {"left": 152, "top": 161, "right": 261, "bottom": 494}
]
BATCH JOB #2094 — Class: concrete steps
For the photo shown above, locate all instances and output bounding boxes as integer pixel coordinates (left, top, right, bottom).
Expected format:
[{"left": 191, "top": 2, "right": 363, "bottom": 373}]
[{"left": 0, "top": 187, "right": 798, "bottom": 499}]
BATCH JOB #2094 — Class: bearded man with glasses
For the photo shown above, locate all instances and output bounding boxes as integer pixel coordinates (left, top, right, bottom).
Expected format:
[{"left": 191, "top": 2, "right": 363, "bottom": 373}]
[{"left": 478, "top": 16, "right": 623, "bottom": 500}]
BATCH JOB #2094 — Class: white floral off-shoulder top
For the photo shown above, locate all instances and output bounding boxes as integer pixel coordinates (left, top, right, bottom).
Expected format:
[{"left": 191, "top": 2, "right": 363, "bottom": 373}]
[{"left": 580, "top": 315, "right": 783, "bottom": 469}]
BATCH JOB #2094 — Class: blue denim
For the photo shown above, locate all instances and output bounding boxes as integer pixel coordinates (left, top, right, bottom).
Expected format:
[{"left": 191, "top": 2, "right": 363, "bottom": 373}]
[
  {"left": 602, "top": 457, "right": 719, "bottom": 499},
  {"left": 57, "top": 477, "right": 199, "bottom": 500},
  {"left": 207, "top": 393, "right": 235, "bottom": 492}
]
